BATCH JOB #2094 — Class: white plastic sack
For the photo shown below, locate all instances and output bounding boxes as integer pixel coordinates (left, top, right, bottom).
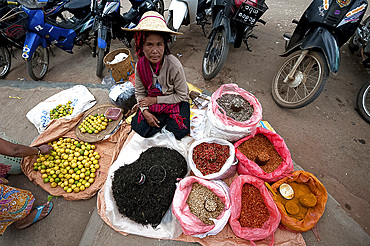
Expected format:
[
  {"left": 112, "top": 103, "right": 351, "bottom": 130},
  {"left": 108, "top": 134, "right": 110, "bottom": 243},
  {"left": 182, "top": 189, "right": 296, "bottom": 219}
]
[
  {"left": 190, "top": 108, "right": 207, "bottom": 140},
  {"left": 104, "top": 129, "right": 193, "bottom": 239},
  {"left": 26, "top": 85, "right": 96, "bottom": 133},
  {"left": 203, "top": 103, "right": 256, "bottom": 142},
  {"left": 188, "top": 137, "right": 237, "bottom": 180}
]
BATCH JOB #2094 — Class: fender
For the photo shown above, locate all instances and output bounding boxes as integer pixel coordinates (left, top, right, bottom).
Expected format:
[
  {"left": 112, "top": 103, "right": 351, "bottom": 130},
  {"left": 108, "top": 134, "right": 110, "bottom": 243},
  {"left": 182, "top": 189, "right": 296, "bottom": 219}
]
[
  {"left": 212, "top": 10, "right": 232, "bottom": 43},
  {"left": 282, "top": 27, "right": 340, "bottom": 74},
  {"left": 22, "top": 32, "right": 47, "bottom": 60},
  {"left": 167, "top": 0, "right": 188, "bottom": 30},
  {"left": 97, "top": 22, "right": 108, "bottom": 49}
]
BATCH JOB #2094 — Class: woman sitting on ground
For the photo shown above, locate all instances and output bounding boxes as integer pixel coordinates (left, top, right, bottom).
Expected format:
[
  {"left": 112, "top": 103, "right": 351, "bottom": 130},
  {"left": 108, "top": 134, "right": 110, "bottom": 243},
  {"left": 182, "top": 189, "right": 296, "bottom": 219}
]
[{"left": 124, "top": 11, "right": 190, "bottom": 140}]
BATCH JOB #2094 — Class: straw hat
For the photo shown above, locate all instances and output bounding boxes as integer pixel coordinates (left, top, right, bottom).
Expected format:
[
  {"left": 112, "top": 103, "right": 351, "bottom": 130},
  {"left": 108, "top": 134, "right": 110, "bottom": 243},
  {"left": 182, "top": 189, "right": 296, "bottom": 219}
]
[{"left": 122, "top": 11, "right": 182, "bottom": 35}]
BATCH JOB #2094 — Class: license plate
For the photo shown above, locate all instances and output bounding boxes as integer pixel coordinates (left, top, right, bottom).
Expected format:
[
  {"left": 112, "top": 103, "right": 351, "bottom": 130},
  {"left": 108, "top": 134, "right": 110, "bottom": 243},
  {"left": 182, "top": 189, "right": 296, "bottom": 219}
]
[{"left": 234, "top": 2, "right": 263, "bottom": 26}]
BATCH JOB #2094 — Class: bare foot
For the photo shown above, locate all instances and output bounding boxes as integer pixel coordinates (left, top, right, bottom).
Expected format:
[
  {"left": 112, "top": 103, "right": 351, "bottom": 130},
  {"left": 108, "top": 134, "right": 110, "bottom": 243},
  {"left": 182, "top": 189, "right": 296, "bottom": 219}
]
[{"left": 15, "top": 201, "right": 53, "bottom": 229}]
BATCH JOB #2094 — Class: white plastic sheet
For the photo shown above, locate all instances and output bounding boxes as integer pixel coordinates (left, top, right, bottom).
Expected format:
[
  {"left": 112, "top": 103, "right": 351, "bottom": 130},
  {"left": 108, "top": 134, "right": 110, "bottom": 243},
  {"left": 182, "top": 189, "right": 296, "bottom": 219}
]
[{"left": 103, "top": 129, "right": 193, "bottom": 239}]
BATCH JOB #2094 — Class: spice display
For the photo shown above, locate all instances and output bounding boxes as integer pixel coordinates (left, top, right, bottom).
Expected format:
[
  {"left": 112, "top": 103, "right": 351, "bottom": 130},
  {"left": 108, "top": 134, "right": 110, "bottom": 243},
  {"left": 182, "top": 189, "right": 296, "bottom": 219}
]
[
  {"left": 112, "top": 147, "right": 187, "bottom": 227},
  {"left": 78, "top": 114, "right": 111, "bottom": 134},
  {"left": 216, "top": 94, "right": 254, "bottom": 122},
  {"left": 192, "top": 142, "right": 230, "bottom": 175},
  {"left": 276, "top": 182, "right": 317, "bottom": 221},
  {"left": 50, "top": 101, "right": 74, "bottom": 119},
  {"left": 239, "top": 183, "right": 270, "bottom": 228},
  {"left": 237, "top": 134, "right": 283, "bottom": 173},
  {"left": 34, "top": 138, "right": 100, "bottom": 193},
  {"left": 186, "top": 182, "right": 225, "bottom": 225}
]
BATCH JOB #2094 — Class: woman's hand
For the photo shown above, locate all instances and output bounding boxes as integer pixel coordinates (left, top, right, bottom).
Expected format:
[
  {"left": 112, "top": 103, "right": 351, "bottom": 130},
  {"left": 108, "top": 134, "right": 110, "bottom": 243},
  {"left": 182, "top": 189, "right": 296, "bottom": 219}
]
[
  {"left": 139, "top": 97, "right": 157, "bottom": 107},
  {"left": 142, "top": 110, "right": 160, "bottom": 128},
  {"left": 38, "top": 144, "right": 53, "bottom": 154}
]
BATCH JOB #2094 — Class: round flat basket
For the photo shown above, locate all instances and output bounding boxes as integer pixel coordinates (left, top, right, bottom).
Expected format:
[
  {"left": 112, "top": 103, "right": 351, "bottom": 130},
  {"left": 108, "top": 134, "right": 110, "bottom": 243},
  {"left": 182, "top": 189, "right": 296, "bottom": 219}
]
[{"left": 75, "top": 104, "right": 123, "bottom": 143}]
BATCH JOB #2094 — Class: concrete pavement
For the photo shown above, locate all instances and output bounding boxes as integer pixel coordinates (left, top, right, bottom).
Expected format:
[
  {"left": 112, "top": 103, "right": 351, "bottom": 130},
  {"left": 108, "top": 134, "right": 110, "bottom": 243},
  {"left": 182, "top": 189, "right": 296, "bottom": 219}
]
[{"left": 0, "top": 80, "right": 369, "bottom": 246}]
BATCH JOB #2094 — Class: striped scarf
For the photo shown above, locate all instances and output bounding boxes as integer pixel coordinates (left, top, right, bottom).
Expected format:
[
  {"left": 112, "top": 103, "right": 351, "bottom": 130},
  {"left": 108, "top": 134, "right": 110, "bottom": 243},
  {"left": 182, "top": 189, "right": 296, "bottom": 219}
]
[{"left": 136, "top": 56, "right": 186, "bottom": 129}]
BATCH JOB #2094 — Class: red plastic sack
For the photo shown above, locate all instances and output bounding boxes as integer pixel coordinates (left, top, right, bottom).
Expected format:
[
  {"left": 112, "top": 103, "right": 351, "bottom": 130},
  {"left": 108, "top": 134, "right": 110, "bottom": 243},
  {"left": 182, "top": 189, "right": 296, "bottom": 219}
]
[
  {"left": 229, "top": 175, "right": 281, "bottom": 246},
  {"left": 172, "top": 176, "right": 231, "bottom": 238},
  {"left": 235, "top": 127, "right": 294, "bottom": 182},
  {"left": 211, "top": 83, "right": 262, "bottom": 129}
]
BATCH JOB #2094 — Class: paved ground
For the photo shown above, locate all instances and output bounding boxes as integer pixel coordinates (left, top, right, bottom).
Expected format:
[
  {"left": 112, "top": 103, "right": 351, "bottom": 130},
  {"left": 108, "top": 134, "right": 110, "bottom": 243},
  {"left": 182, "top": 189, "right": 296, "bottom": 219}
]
[{"left": 0, "top": 0, "right": 369, "bottom": 245}]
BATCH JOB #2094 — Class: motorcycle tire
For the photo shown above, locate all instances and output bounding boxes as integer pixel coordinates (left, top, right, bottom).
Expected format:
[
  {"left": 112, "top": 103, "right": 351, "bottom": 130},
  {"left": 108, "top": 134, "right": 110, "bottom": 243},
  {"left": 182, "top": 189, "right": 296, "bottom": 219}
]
[
  {"left": 202, "top": 28, "right": 229, "bottom": 80},
  {"left": 0, "top": 46, "right": 11, "bottom": 79},
  {"left": 356, "top": 80, "right": 370, "bottom": 123},
  {"left": 271, "top": 50, "right": 329, "bottom": 109},
  {"left": 96, "top": 47, "right": 104, "bottom": 78},
  {"left": 26, "top": 46, "right": 49, "bottom": 81},
  {"left": 155, "top": 0, "right": 165, "bottom": 15}
]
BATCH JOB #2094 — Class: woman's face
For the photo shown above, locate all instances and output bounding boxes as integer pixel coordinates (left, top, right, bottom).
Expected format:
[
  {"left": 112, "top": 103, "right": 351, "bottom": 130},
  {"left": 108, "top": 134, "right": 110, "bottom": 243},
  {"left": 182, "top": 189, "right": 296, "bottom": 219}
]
[{"left": 143, "top": 33, "right": 165, "bottom": 65}]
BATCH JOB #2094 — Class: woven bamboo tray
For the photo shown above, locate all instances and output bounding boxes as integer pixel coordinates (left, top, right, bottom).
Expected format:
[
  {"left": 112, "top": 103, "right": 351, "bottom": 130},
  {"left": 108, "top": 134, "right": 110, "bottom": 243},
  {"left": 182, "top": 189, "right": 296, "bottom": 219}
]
[{"left": 75, "top": 104, "right": 123, "bottom": 143}]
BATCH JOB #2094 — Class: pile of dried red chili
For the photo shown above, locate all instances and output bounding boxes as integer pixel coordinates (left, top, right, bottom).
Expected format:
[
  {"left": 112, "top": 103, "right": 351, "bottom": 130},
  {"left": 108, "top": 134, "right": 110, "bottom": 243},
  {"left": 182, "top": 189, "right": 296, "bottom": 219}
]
[
  {"left": 192, "top": 142, "right": 230, "bottom": 176},
  {"left": 239, "top": 183, "right": 270, "bottom": 228}
]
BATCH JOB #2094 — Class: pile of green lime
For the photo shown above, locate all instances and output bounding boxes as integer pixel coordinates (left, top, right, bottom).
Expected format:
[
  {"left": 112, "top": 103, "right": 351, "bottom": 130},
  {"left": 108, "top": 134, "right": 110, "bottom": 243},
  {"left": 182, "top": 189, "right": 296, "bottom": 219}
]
[
  {"left": 34, "top": 138, "right": 100, "bottom": 193},
  {"left": 50, "top": 101, "right": 74, "bottom": 120},
  {"left": 78, "top": 114, "right": 112, "bottom": 134}
]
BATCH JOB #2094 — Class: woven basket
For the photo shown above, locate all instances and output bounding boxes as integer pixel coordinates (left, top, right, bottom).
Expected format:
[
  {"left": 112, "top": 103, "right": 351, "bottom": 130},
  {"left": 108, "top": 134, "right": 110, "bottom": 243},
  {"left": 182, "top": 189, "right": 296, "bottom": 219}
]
[{"left": 103, "top": 48, "right": 134, "bottom": 83}]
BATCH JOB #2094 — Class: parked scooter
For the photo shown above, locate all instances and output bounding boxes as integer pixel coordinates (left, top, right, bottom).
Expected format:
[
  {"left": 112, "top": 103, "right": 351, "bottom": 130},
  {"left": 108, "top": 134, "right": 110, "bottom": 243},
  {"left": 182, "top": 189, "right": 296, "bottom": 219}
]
[
  {"left": 166, "top": 0, "right": 212, "bottom": 37},
  {"left": 19, "top": 0, "right": 93, "bottom": 81},
  {"left": 271, "top": 0, "right": 368, "bottom": 109},
  {"left": 0, "top": 0, "right": 26, "bottom": 78},
  {"left": 91, "top": 0, "right": 164, "bottom": 78},
  {"left": 201, "top": 0, "right": 268, "bottom": 80}
]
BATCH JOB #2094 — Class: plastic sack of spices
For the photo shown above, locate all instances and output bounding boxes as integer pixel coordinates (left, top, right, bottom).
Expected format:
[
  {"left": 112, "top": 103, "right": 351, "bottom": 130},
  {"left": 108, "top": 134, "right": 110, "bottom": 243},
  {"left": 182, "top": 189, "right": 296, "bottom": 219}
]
[
  {"left": 188, "top": 137, "right": 237, "bottom": 180},
  {"left": 229, "top": 175, "right": 281, "bottom": 246},
  {"left": 270, "top": 170, "right": 328, "bottom": 232},
  {"left": 203, "top": 84, "right": 262, "bottom": 142},
  {"left": 172, "top": 176, "right": 231, "bottom": 238},
  {"left": 235, "top": 127, "right": 294, "bottom": 183}
]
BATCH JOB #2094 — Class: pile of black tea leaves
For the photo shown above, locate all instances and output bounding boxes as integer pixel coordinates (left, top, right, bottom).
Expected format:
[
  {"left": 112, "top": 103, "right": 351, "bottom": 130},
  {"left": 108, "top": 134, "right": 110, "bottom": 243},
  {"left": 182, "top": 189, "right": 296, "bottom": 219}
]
[{"left": 112, "top": 147, "right": 188, "bottom": 228}]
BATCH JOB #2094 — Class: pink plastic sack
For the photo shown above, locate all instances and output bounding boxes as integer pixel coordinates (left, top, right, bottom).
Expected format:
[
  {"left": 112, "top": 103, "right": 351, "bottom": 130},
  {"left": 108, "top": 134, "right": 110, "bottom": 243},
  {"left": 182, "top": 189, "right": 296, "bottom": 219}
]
[
  {"left": 229, "top": 175, "right": 281, "bottom": 246},
  {"left": 235, "top": 127, "right": 294, "bottom": 183},
  {"left": 172, "top": 176, "right": 231, "bottom": 238},
  {"left": 211, "top": 83, "right": 262, "bottom": 129},
  {"left": 234, "top": 0, "right": 258, "bottom": 10}
]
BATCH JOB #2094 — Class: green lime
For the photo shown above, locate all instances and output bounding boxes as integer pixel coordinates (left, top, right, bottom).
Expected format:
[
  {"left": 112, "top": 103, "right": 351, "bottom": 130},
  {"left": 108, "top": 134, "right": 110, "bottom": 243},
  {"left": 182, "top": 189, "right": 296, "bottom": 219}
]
[{"left": 43, "top": 178, "right": 50, "bottom": 183}]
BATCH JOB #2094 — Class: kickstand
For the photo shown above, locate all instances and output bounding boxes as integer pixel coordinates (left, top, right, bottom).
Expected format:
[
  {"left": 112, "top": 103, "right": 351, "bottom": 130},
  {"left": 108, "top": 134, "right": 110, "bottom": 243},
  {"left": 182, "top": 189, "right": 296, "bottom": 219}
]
[{"left": 49, "top": 46, "right": 55, "bottom": 57}]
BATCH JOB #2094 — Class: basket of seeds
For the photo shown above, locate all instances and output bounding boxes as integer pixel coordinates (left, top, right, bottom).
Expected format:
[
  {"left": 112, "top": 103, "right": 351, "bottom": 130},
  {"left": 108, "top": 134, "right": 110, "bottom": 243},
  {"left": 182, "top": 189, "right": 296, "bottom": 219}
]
[
  {"left": 229, "top": 174, "right": 281, "bottom": 244},
  {"left": 172, "top": 176, "right": 231, "bottom": 237},
  {"left": 203, "top": 83, "right": 262, "bottom": 142},
  {"left": 234, "top": 127, "right": 294, "bottom": 183},
  {"left": 188, "top": 137, "right": 237, "bottom": 180}
]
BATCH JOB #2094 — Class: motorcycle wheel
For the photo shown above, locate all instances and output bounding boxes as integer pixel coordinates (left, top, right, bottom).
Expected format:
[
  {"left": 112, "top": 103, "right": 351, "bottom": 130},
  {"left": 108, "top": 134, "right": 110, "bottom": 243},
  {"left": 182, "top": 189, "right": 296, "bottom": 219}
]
[
  {"left": 26, "top": 46, "right": 49, "bottom": 81},
  {"left": 0, "top": 46, "right": 11, "bottom": 79},
  {"left": 348, "top": 35, "right": 359, "bottom": 53},
  {"left": 356, "top": 80, "right": 370, "bottom": 123},
  {"left": 155, "top": 0, "right": 165, "bottom": 15},
  {"left": 271, "top": 50, "right": 329, "bottom": 109},
  {"left": 96, "top": 47, "right": 104, "bottom": 78},
  {"left": 202, "top": 28, "right": 229, "bottom": 80}
]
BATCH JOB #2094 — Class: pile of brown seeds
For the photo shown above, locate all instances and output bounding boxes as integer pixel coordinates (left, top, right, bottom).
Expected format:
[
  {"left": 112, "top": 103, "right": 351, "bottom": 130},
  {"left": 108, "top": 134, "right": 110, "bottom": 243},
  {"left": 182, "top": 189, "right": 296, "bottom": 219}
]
[
  {"left": 186, "top": 182, "right": 225, "bottom": 225},
  {"left": 216, "top": 94, "right": 254, "bottom": 122},
  {"left": 237, "top": 134, "right": 283, "bottom": 173}
]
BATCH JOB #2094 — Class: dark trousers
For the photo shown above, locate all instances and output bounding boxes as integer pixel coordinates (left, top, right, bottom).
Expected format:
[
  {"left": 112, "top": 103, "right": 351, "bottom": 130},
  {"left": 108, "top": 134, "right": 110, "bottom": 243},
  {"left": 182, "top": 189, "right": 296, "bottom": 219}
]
[{"left": 131, "top": 101, "right": 190, "bottom": 140}]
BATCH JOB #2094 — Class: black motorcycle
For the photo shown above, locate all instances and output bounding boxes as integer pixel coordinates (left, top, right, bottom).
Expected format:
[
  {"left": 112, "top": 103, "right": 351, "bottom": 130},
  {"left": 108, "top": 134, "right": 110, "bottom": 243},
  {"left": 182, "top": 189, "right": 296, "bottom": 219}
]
[
  {"left": 348, "top": 16, "right": 370, "bottom": 123},
  {"left": 271, "top": 0, "right": 368, "bottom": 109},
  {"left": 91, "top": 0, "right": 164, "bottom": 78},
  {"left": 202, "top": 0, "right": 268, "bottom": 80},
  {"left": 0, "top": 0, "right": 26, "bottom": 78}
]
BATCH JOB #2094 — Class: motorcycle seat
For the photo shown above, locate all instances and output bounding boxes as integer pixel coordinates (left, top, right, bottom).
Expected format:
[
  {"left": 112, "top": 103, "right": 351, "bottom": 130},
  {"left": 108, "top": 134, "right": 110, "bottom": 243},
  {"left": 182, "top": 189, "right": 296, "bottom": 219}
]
[
  {"left": 122, "top": 8, "right": 139, "bottom": 23},
  {"left": 65, "top": 0, "right": 90, "bottom": 10},
  {"left": 46, "top": 16, "right": 82, "bottom": 30}
]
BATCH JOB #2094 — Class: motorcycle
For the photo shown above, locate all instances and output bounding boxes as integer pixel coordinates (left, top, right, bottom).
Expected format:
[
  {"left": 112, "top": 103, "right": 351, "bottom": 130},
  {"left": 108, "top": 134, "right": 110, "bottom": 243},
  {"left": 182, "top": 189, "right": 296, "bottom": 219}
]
[
  {"left": 166, "top": 0, "right": 212, "bottom": 38},
  {"left": 348, "top": 16, "right": 370, "bottom": 123},
  {"left": 0, "top": 0, "right": 26, "bottom": 78},
  {"left": 271, "top": 0, "right": 368, "bottom": 109},
  {"left": 19, "top": 0, "right": 93, "bottom": 81},
  {"left": 91, "top": 0, "right": 165, "bottom": 78},
  {"left": 201, "top": 0, "right": 268, "bottom": 80}
]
